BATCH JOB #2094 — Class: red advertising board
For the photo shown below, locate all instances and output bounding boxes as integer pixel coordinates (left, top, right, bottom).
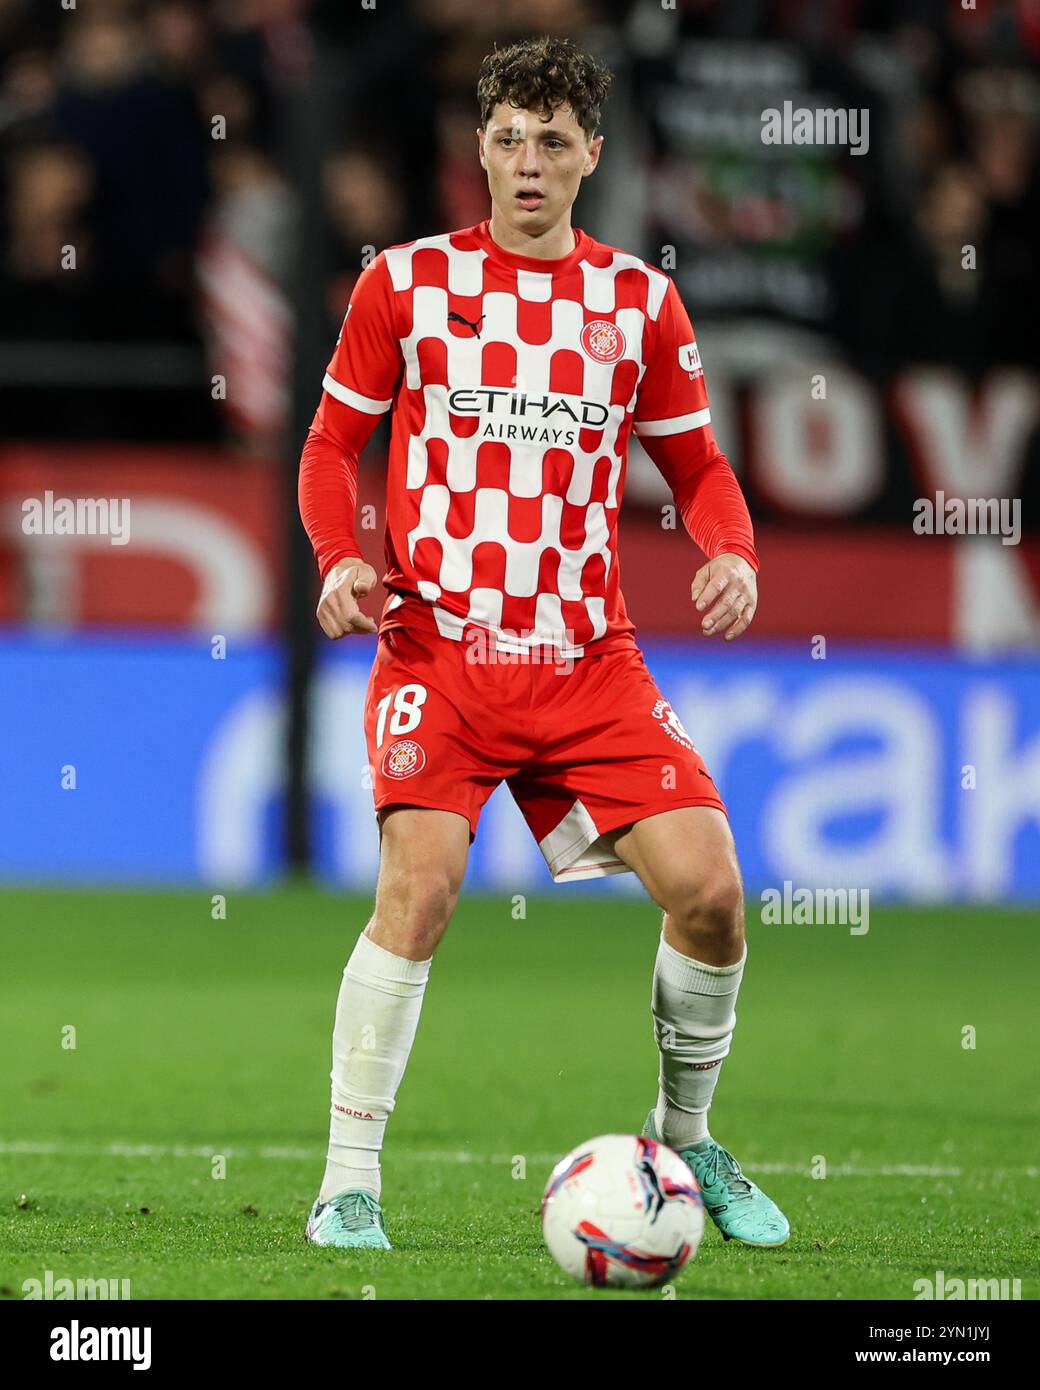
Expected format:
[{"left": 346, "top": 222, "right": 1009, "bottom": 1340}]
[{"left": 2, "top": 444, "right": 1036, "bottom": 647}]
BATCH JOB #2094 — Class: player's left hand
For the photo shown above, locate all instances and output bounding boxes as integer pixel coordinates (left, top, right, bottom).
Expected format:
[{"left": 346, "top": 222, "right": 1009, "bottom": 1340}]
[{"left": 691, "top": 553, "right": 758, "bottom": 641}]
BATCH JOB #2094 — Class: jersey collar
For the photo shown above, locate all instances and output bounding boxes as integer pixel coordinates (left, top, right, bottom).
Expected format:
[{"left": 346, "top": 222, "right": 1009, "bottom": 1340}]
[{"left": 470, "top": 219, "right": 591, "bottom": 274}]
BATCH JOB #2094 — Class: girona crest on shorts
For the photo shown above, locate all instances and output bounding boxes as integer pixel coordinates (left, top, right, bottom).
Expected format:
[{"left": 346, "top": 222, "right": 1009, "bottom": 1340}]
[
  {"left": 580, "top": 319, "right": 625, "bottom": 363},
  {"left": 382, "top": 739, "right": 427, "bottom": 779},
  {"left": 651, "top": 698, "right": 696, "bottom": 751}
]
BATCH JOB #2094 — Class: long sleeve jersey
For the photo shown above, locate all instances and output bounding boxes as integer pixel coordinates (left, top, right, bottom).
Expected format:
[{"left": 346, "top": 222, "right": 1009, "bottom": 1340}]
[{"left": 299, "top": 218, "right": 757, "bottom": 656}]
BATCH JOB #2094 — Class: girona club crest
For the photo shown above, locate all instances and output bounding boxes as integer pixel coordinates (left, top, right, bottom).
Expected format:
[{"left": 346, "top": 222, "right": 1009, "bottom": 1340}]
[
  {"left": 382, "top": 740, "right": 427, "bottom": 779},
  {"left": 580, "top": 319, "right": 626, "bottom": 364}
]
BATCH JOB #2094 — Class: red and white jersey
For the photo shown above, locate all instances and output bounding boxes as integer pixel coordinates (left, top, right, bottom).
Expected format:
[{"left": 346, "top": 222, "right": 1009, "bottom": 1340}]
[{"left": 310, "top": 219, "right": 723, "bottom": 656}]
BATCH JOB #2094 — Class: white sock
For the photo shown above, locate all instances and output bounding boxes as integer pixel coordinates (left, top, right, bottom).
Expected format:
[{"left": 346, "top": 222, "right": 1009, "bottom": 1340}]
[
  {"left": 319, "top": 931, "right": 432, "bottom": 1204},
  {"left": 651, "top": 934, "right": 747, "bottom": 1150}
]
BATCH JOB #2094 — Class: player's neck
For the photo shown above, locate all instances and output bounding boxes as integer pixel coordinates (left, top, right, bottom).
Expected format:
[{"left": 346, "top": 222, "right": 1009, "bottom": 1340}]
[{"left": 485, "top": 209, "right": 577, "bottom": 262}]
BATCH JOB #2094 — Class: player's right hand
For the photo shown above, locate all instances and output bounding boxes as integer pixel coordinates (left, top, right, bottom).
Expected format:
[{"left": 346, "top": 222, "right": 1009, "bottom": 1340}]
[{"left": 316, "top": 558, "right": 379, "bottom": 638}]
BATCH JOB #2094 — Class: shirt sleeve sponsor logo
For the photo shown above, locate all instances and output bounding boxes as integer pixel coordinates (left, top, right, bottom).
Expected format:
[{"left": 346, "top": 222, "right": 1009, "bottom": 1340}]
[{"left": 678, "top": 341, "right": 702, "bottom": 377}]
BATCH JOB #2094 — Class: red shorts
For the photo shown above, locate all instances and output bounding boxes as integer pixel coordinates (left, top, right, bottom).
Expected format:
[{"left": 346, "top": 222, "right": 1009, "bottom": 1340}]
[{"left": 363, "top": 600, "right": 727, "bottom": 882}]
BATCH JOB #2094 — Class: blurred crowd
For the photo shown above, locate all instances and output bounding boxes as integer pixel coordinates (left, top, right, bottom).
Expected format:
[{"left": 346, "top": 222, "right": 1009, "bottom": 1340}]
[
  {"left": 829, "top": 11, "right": 1039, "bottom": 377},
  {"left": 0, "top": 0, "right": 1036, "bottom": 446}
]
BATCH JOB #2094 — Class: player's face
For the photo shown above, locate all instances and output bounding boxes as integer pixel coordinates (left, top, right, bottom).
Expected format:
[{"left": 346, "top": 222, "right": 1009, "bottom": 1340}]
[{"left": 479, "top": 101, "right": 602, "bottom": 236}]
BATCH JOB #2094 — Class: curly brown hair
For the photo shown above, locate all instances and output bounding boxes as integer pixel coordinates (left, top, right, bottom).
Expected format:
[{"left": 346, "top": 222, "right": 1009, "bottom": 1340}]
[{"left": 477, "top": 35, "right": 613, "bottom": 141}]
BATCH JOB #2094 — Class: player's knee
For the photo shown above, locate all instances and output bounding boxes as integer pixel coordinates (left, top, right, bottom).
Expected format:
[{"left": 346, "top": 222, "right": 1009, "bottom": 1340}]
[
  {"left": 373, "top": 868, "right": 459, "bottom": 953},
  {"left": 664, "top": 867, "right": 744, "bottom": 953}
]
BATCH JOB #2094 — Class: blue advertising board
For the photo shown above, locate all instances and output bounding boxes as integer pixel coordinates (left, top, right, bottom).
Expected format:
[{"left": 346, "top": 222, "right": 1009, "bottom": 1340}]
[{"left": 1, "top": 633, "right": 1037, "bottom": 900}]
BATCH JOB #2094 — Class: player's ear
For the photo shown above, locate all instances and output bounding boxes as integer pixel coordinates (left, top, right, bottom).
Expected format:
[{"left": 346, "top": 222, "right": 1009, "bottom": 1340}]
[{"left": 477, "top": 128, "right": 487, "bottom": 169}]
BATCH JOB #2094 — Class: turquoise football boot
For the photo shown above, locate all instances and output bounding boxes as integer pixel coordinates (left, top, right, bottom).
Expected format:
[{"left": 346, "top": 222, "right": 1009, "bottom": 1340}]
[
  {"left": 305, "top": 1190, "right": 392, "bottom": 1250},
  {"left": 643, "top": 1109, "right": 789, "bottom": 1247}
]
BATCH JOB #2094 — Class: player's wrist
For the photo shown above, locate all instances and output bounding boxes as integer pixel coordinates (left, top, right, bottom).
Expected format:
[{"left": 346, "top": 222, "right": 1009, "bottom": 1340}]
[
  {"left": 325, "top": 554, "right": 365, "bottom": 575},
  {"left": 713, "top": 547, "right": 758, "bottom": 573}
]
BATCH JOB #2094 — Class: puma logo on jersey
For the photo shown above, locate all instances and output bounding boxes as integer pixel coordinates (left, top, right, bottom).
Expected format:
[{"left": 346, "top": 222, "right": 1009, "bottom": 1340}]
[{"left": 448, "top": 310, "right": 485, "bottom": 338}]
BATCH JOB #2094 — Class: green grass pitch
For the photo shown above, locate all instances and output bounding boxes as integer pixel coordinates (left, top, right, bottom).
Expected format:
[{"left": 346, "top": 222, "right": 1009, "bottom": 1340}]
[{"left": 1, "top": 887, "right": 1036, "bottom": 1300}]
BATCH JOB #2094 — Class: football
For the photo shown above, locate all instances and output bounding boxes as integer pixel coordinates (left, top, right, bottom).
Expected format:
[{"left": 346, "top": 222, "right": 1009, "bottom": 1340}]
[{"left": 541, "top": 1134, "right": 705, "bottom": 1287}]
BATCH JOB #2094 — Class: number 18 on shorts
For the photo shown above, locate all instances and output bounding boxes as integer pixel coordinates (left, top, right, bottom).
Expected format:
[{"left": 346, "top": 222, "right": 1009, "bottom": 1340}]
[{"left": 363, "top": 616, "right": 727, "bottom": 883}]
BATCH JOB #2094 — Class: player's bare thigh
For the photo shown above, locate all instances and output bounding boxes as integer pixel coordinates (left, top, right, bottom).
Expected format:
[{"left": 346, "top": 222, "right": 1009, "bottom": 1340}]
[
  {"left": 365, "top": 806, "right": 471, "bottom": 960},
  {"left": 606, "top": 806, "right": 745, "bottom": 967}
]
